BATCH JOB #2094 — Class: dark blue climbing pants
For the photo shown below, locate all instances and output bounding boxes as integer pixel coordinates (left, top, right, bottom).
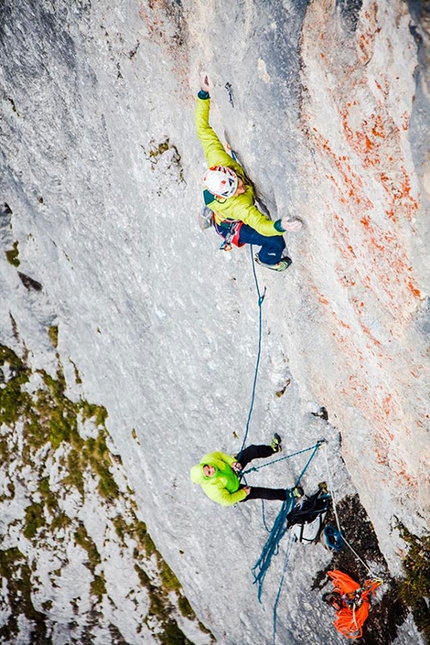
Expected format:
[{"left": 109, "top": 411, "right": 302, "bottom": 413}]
[
  {"left": 235, "top": 444, "right": 287, "bottom": 502},
  {"left": 238, "top": 225, "right": 286, "bottom": 265}
]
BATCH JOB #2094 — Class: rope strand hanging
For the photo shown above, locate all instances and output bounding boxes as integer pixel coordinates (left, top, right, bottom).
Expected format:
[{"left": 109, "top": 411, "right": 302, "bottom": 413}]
[
  {"left": 236, "top": 248, "right": 332, "bottom": 644},
  {"left": 239, "top": 246, "right": 266, "bottom": 454},
  {"left": 322, "top": 442, "right": 382, "bottom": 579},
  {"left": 251, "top": 440, "right": 325, "bottom": 601}
]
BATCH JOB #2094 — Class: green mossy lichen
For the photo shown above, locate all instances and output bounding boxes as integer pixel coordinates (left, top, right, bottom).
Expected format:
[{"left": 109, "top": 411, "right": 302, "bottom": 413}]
[
  {"left": 158, "top": 619, "right": 193, "bottom": 645},
  {"left": 5, "top": 241, "right": 20, "bottom": 267},
  {"left": 90, "top": 574, "right": 107, "bottom": 602},
  {"left": 113, "top": 515, "right": 129, "bottom": 543},
  {"left": 69, "top": 359, "right": 82, "bottom": 384},
  {"left": 74, "top": 523, "right": 101, "bottom": 571},
  {"left": 144, "top": 533, "right": 157, "bottom": 557},
  {"left": 63, "top": 448, "right": 85, "bottom": 494},
  {"left": 0, "top": 345, "right": 31, "bottom": 427},
  {"left": 197, "top": 620, "right": 214, "bottom": 637},
  {"left": 48, "top": 325, "right": 59, "bottom": 349},
  {"left": 158, "top": 558, "right": 181, "bottom": 594},
  {"left": 0, "top": 344, "right": 203, "bottom": 641},
  {"left": 24, "top": 502, "right": 46, "bottom": 539},
  {"left": 38, "top": 477, "right": 59, "bottom": 514},
  {"left": 134, "top": 563, "right": 151, "bottom": 587},
  {"left": 50, "top": 511, "right": 72, "bottom": 532},
  {"left": 0, "top": 548, "right": 49, "bottom": 642},
  {"left": 81, "top": 401, "right": 108, "bottom": 427},
  {"left": 398, "top": 524, "right": 430, "bottom": 643},
  {"left": 177, "top": 595, "right": 196, "bottom": 620}
]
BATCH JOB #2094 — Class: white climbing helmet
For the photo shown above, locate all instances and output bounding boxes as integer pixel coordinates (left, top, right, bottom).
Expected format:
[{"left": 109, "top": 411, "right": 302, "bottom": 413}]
[{"left": 203, "top": 166, "right": 238, "bottom": 198}]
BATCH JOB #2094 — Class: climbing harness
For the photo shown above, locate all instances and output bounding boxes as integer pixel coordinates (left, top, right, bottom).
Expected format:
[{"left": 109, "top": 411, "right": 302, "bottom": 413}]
[{"left": 214, "top": 219, "right": 244, "bottom": 251}]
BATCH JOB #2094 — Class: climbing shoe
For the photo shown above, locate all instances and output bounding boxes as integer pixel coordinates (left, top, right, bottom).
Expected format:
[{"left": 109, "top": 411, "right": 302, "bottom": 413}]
[
  {"left": 270, "top": 433, "right": 282, "bottom": 453},
  {"left": 255, "top": 255, "right": 292, "bottom": 272},
  {"left": 292, "top": 485, "right": 304, "bottom": 498},
  {"left": 318, "top": 481, "right": 328, "bottom": 493}
]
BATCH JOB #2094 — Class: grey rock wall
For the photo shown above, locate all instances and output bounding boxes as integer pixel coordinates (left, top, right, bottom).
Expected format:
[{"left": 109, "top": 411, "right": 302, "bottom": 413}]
[{"left": 0, "top": 0, "right": 428, "bottom": 643}]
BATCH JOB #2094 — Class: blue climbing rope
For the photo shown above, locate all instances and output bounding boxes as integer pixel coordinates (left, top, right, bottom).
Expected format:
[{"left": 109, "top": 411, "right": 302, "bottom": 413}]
[
  {"left": 242, "top": 442, "right": 324, "bottom": 477},
  {"left": 252, "top": 490, "right": 296, "bottom": 601},
  {"left": 251, "top": 441, "right": 324, "bottom": 602},
  {"left": 237, "top": 240, "right": 324, "bottom": 644},
  {"left": 272, "top": 531, "right": 294, "bottom": 645},
  {"left": 239, "top": 246, "right": 266, "bottom": 453}
]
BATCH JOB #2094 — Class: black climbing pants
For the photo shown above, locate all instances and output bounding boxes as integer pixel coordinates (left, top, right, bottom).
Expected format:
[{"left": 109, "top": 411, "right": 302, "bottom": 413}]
[
  {"left": 245, "top": 487, "right": 287, "bottom": 501},
  {"left": 235, "top": 443, "right": 274, "bottom": 468},
  {"left": 235, "top": 444, "right": 287, "bottom": 502}
]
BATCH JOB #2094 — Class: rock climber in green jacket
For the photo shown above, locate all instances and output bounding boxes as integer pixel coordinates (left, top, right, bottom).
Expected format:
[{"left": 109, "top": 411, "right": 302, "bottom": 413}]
[
  {"left": 190, "top": 434, "right": 303, "bottom": 506},
  {"left": 195, "top": 74, "right": 302, "bottom": 271}
]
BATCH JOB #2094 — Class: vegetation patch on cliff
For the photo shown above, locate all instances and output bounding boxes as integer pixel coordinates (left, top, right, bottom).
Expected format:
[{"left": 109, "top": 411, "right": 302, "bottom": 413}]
[
  {"left": 398, "top": 523, "right": 430, "bottom": 644},
  {"left": 0, "top": 342, "right": 213, "bottom": 644}
]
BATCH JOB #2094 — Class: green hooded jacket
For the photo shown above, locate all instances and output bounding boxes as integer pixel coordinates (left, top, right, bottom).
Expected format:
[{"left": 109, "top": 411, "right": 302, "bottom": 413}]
[
  {"left": 195, "top": 95, "right": 285, "bottom": 238},
  {"left": 190, "top": 451, "right": 248, "bottom": 506}
]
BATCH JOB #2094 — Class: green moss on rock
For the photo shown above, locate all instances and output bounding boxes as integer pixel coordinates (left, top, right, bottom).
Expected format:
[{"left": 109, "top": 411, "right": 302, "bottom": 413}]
[
  {"left": 74, "top": 523, "right": 101, "bottom": 571},
  {"left": 398, "top": 524, "right": 430, "bottom": 643},
  {"left": 48, "top": 325, "right": 59, "bottom": 348},
  {"left": 0, "top": 344, "right": 203, "bottom": 642},
  {"left": 5, "top": 241, "right": 20, "bottom": 267},
  {"left": 24, "top": 502, "right": 46, "bottom": 539},
  {"left": 0, "top": 548, "right": 49, "bottom": 642},
  {"left": 90, "top": 574, "right": 107, "bottom": 602},
  {"left": 177, "top": 595, "right": 196, "bottom": 620}
]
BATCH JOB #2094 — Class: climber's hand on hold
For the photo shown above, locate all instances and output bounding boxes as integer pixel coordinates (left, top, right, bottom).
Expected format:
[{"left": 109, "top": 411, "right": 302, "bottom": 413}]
[
  {"left": 244, "top": 486, "right": 251, "bottom": 495},
  {"left": 232, "top": 462, "right": 242, "bottom": 473},
  {"left": 201, "top": 73, "right": 210, "bottom": 93},
  {"left": 281, "top": 216, "right": 302, "bottom": 232}
]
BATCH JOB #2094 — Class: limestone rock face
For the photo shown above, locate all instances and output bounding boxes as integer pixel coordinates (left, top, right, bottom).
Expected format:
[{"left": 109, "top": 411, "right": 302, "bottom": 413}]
[{"left": 0, "top": 1, "right": 428, "bottom": 644}]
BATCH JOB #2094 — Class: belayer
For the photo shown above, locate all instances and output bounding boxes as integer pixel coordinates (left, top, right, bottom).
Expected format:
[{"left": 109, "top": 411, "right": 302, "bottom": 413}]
[
  {"left": 190, "top": 434, "right": 303, "bottom": 506},
  {"left": 195, "top": 74, "right": 302, "bottom": 271}
]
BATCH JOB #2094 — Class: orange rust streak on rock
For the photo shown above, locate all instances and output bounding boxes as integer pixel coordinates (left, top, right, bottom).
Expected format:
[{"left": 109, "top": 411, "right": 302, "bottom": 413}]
[
  {"left": 407, "top": 282, "right": 421, "bottom": 298},
  {"left": 401, "top": 111, "right": 410, "bottom": 131},
  {"left": 310, "top": 128, "right": 421, "bottom": 310},
  {"left": 390, "top": 460, "right": 417, "bottom": 488},
  {"left": 360, "top": 323, "right": 382, "bottom": 348},
  {"left": 369, "top": 237, "right": 386, "bottom": 252}
]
